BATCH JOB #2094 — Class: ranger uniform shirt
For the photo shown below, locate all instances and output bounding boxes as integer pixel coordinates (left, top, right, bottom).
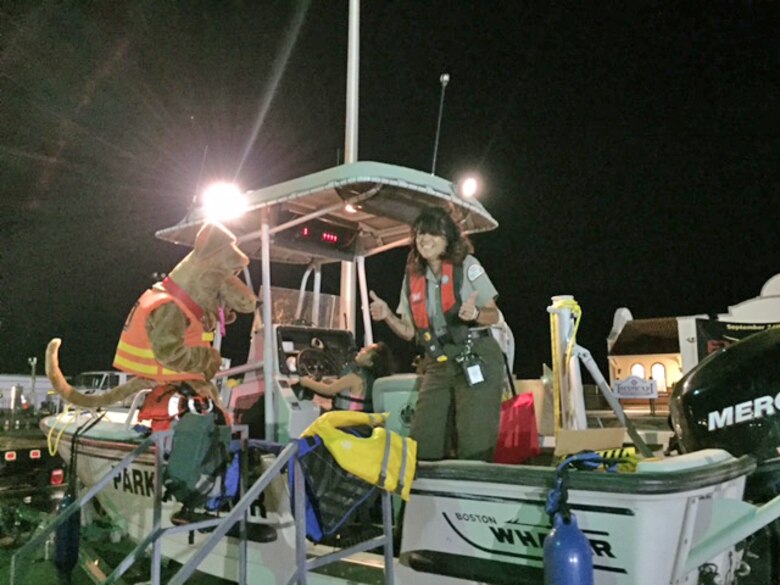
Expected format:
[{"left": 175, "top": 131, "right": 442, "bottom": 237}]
[{"left": 396, "top": 255, "right": 498, "bottom": 338}]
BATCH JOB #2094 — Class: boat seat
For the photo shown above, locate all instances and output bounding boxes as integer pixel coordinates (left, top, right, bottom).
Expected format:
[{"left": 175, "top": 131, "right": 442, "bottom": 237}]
[{"left": 372, "top": 374, "right": 419, "bottom": 437}]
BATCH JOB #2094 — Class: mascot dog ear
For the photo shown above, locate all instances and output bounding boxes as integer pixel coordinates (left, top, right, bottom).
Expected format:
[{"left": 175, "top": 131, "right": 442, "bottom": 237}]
[{"left": 46, "top": 222, "right": 257, "bottom": 409}]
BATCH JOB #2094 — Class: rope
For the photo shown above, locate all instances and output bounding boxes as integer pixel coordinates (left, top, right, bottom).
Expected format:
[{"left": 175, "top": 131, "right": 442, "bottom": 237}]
[
  {"left": 66, "top": 412, "right": 107, "bottom": 493},
  {"left": 546, "top": 452, "right": 624, "bottom": 522},
  {"left": 47, "top": 407, "right": 83, "bottom": 457}
]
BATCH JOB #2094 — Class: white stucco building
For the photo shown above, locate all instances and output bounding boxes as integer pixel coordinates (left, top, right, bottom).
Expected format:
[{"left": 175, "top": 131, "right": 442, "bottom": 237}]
[{"left": 606, "top": 273, "right": 780, "bottom": 409}]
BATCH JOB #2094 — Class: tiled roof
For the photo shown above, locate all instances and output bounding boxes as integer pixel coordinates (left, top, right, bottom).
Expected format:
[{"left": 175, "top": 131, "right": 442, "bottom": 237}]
[{"left": 609, "top": 317, "right": 679, "bottom": 355}]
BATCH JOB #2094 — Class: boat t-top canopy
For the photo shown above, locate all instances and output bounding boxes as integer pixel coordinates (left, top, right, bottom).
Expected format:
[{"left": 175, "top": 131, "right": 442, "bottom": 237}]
[{"left": 155, "top": 161, "right": 498, "bottom": 264}]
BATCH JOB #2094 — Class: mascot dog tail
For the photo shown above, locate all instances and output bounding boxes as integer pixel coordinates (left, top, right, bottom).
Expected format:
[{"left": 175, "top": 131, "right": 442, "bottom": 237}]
[{"left": 46, "top": 338, "right": 153, "bottom": 408}]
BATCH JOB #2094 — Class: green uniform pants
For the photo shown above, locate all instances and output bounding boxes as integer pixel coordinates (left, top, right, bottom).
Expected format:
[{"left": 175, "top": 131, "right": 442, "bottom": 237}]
[{"left": 410, "top": 335, "right": 504, "bottom": 461}]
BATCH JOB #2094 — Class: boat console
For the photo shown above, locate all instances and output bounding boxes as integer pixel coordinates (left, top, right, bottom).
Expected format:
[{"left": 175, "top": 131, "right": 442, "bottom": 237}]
[
  {"left": 276, "top": 325, "right": 356, "bottom": 381},
  {"left": 230, "top": 325, "right": 359, "bottom": 441}
]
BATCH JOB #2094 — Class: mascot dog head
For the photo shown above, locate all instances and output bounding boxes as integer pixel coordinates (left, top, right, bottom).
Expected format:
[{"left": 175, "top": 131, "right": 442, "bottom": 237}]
[{"left": 47, "top": 222, "right": 256, "bottom": 408}]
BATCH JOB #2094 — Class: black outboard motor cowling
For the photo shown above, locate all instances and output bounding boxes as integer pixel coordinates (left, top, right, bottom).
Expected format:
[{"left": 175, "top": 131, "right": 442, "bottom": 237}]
[
  {"left": 670, "top": 330, "right": 779, "bottom": 585},
  {"left": 670, "top": 327, "right": 780, "bottom": 465}
]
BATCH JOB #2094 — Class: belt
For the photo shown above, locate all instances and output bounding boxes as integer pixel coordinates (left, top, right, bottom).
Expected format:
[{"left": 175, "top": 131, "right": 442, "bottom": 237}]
[
  {"left": 436, "top": 327, "right": 491, "bottom": 346},
  {"left": 467, "top": 327, "right": 492, "bottom": 340}
]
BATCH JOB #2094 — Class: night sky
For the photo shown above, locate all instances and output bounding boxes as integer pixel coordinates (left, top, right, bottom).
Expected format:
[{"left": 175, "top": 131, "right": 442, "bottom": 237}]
[{"left": 1, "top": 2, "right": 778, "bottom": 379}]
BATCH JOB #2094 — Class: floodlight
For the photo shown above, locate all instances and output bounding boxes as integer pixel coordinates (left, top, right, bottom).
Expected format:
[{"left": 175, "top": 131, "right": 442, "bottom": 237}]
[
  {"left": 202, "top": 182, "right": 247, "bottom": 221},
  {"left": 460, "top": 176, "right": 479, "bottom": 198}
]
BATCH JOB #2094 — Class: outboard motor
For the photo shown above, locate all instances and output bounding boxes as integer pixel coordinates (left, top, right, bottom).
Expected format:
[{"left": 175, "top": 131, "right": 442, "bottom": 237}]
[
  {"left": 669, "top": 327, "right": 780, "bottom": 468},
  {"left": 670, "top": 327, "right": 780, "bottom": 581}
]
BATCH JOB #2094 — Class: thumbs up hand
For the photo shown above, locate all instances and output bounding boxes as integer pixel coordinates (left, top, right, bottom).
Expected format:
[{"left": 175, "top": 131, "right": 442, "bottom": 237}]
[
  {"left": 459, "top": 291, "right": 480, "bottom": 322},
  {"left": 369, "top": 290, "right": 390, "bottom": 321}
]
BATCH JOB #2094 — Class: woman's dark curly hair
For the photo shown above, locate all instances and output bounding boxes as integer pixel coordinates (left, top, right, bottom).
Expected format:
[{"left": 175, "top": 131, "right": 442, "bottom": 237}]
[
  {"left": 364, "top": 342, "right": 396, "bottom": 379},
  {"left": 406, "top": 206, "right": 473, "bottom": 275}
]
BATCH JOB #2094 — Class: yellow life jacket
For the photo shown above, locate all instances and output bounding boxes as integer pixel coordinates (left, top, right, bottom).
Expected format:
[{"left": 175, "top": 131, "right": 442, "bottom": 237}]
[{"left": 301, "top": 411, "right": 418, "bottom": 501}]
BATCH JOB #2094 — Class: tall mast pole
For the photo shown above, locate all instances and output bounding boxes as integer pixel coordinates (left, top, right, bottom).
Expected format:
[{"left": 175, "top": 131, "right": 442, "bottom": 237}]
[
  {"left": 344, "top": 0, "right": 360, "bottom": 164},
  {"left": 340, "top": 0, "right": 360, "bottom": 333}
]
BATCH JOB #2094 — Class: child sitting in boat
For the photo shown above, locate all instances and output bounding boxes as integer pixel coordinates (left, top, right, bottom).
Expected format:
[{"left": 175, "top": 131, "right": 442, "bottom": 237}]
[{"left": 295, "top": 342, "right": 395, "bottom": 412}]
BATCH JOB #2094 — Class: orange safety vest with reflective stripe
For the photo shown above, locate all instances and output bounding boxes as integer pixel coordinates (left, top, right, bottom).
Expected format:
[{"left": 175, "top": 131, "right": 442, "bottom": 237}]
[{"left": 113, "top": 284, "right": 214, "bottom": 381}]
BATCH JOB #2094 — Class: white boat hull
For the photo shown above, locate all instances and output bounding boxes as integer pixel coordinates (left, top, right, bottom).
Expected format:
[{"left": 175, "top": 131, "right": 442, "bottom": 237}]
[
  {"left": 43, "top": 412, "right": 770, "bottom": 585},
  {"left": 402, "top": 458, "right": 747, "bottom": 585}
]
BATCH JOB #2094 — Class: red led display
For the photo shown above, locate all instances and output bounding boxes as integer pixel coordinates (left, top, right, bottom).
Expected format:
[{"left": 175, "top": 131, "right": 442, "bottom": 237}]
[{"left": 294, "top": 223, "right": 345, "bottom": 247}]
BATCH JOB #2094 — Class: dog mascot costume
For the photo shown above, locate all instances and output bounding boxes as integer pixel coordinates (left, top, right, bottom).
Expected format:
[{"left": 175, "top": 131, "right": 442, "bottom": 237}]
[{"left": 46, "top": 222, "right": 256, "bottom": 426}]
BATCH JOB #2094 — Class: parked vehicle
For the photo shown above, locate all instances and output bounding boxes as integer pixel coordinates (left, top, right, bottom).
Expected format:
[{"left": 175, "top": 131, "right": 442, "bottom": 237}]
[
  {"left": 0, "top": 428, "right": 65, "bottom": 503},
  {"left": 72, "top": 371, "right": 132, "bottom": 395},
  {"left": 0, "top": 375, "right": 54, "bottom": 411}
]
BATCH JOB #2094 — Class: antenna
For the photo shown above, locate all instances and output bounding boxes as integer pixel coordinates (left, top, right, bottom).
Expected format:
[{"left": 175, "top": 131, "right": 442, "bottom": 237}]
[
  {"left": 431, "top": 73, "right": 450, "bottom": 175},
  {"left": 190, "top": 145, "right": 209, "bottom": 210}
]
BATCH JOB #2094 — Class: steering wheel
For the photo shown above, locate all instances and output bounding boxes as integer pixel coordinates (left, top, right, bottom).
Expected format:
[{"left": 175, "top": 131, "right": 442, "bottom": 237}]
[{"left": 296, "top": 348, "right": 336, "bottom": 382}]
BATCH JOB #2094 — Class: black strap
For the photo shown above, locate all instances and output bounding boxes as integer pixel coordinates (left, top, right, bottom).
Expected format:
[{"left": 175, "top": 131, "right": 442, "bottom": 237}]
[{"left": 502, "top": 351, "right": 516, "bottom": 397}]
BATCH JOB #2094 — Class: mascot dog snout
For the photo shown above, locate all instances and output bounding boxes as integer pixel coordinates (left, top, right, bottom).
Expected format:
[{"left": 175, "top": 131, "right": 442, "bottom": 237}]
[{"left": 46, "top": 222, "right": 256, "bottom": 409}]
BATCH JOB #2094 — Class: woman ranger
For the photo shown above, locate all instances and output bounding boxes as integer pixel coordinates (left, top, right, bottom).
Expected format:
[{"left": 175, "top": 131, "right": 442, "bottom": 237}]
[{"left": 369, "top": 206, "right": 504, "bottom": 461}]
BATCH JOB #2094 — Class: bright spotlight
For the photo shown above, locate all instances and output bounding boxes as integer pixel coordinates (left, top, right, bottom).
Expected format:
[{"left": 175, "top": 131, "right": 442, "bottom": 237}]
[
  {"left": 344, "top": 203, "right": 358, "bottom": 214},
  {"left": 460, "top": 176, "right": 479, "bottom": 198},
  {"left": 202, "top": 182, "right": 247, "bottom": 222}
]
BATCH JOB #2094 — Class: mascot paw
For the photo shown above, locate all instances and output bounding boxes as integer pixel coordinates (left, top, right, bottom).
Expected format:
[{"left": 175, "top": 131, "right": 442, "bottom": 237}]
[{"left": 204, "top": 347, "right": 223, "bottom": 380}]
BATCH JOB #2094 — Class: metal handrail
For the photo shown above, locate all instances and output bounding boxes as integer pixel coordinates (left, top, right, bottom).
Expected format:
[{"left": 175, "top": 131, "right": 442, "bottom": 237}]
[
  {"left": 123, "top": 388, "right": 152, "bottom": 429},
  {"left": 170, "top": 440, "right": 396, "bottom": 585},
  {"left": 168, "top": 441, "right": 298, "bottom": 584},
  {"left": 12, "top": 426, "right": 397, "bottom": 585}
]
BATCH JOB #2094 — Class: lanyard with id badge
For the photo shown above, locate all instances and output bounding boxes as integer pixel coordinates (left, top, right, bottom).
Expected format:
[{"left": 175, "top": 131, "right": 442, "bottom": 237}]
[{"left": 454, "top": 336, "right": 485, "bottom": 387}]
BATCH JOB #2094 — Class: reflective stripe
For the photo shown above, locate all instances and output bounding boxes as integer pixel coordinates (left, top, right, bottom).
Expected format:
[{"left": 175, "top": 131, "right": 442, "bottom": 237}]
[
  {"left": 113, "top": 288, "right": 212, "bottom": 381},
  {"left": 116, "top": 340, "right": 155, "bottom": 359},
  {"left": 378, "top": 430, "right": 392, "bottom": 489},
  {"left": 168, "top": 395, "right": 183, "bottom": 419},
  {"left": 396, "top": 438, "right": 409, "bottom": 495},
  {"left": 113, "top": 355, "right": 159, "bottom": 375},
  {"left": 114, "top": 355, "right": 202, "bottom": 380}
]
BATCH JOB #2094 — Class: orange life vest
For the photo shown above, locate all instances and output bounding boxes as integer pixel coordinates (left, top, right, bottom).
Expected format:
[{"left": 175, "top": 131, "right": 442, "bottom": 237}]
[
  {"left": 137, "top": 383, "right": 215, "bottom": 432},
  {"left": 113, "top": 278, "right": 214, "bottom": 381},
  {"left": 406, "top": 261, "right": 466, "bottom": 361},
  {"left": 408, "top": 261, "right": 457, "bottom": 330}
]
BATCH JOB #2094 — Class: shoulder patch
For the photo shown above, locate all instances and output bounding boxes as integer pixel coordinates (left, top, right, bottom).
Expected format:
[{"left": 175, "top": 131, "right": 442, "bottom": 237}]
[{"left": 467, "top": 263, "right": 485, "bottom": 282}]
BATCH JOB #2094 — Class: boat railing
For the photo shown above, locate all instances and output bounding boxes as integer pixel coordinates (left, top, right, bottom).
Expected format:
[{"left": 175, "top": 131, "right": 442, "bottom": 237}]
[
  {"left": 123, "top": 388, "right": 151, "bottom": 429},
  {"left": 11, "top": 426, "right": 396, "bottom": 585},
  {"left": 215, "top": 360, "right": 263, "bottom": 379},
  {"left": 112, "top": 364, "right": 264, "bottom": 429},
  {"left": 168, "top": 439, "right": 396, "bottom": 585}
]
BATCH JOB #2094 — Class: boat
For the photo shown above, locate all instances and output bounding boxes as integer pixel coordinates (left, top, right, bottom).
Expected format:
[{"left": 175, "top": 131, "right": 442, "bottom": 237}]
[
  {"left": 19, "top": 3, "right": 780, "bottom": 584},
  {"left": 21, "top": 158, "right": 779, "bottom": 585}
]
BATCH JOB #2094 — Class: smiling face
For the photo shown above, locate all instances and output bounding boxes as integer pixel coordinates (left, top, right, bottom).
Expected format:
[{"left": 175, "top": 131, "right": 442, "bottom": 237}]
[{"left": 415, "top": 231, "right": 448, "bottom": 263}]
